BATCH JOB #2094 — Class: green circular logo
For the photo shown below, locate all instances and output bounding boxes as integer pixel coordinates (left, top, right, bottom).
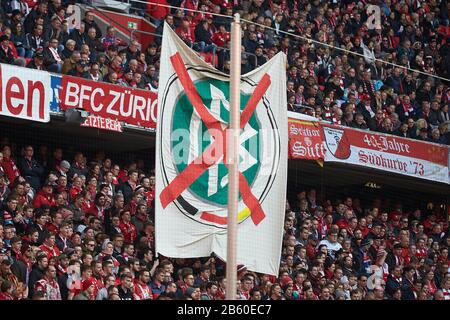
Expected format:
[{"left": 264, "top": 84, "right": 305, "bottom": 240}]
[{"left": 171, "top": 79, "right": 260, "bottom": 206}]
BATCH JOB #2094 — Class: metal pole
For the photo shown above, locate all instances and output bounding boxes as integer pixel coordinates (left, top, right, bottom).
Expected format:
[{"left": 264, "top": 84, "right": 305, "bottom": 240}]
[{"left": 225, "top": 13, "right": 241, "bottom": 301}]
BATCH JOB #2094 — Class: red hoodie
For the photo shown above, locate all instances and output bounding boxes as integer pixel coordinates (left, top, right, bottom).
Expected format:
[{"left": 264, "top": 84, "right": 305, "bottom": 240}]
[
  {"left": 33, "top": 191, "right": 56, "bottom": 208},
  {"left": 1, "top": 157, "right": 20, "bottom": 186},
  {"left": 39, "top": 243, "right": 61, "bottom": 259},
  {"left": 69, "top": 186, "right": 82, "bottom": 201},
  {"left": 119, "top": 221, "right": 137, "bottom": 243},
  {"left": 146, "top": 0, "right": 170, "bottom": 20}
]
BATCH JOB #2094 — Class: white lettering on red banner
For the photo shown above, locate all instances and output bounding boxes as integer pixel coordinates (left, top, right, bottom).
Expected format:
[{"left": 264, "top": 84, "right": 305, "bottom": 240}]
[
  {"left": 0, "top": 63, "right": 50, "bottom": 122},
  {"left": 60, "top": 76, "right": 157, "bottom": 128},
  {"left": 323, "top": 125, "right": 449, "bottom": 184},
  {"left": 288, "top": 119, "right": 325, "bottom": 160},
  {"left": 81, "top": 115, "right": 123, "bottom": 132}
]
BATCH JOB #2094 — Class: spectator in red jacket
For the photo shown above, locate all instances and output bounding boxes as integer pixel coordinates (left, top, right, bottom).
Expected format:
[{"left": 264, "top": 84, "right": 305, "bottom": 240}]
[
  {"left": 118, "top": 209, "right": 137, "bottom": 244},
  {"left": 39, "top": 232, "right": 61, "bottom": 260},
  {"left": 69, "top": 176, "right": 83, "bottom": 202},
  {"left": 211, "top": 24, "right": 230, "bottom": 48},
  {"left": 32, "top": 181, "right": 56, "bottom": 209},
  {"left": 175, "top": 18, "right": 195, "bottom": 48},
  {"left": 146, "top": 0, "right": 170, "bottom": 27},
  {"left": 1, "top": 146, "right": 20, "bottom": 187}
]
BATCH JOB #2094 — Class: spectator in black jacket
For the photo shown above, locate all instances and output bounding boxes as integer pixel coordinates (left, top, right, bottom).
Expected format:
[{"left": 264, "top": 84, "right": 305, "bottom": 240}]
[
  {"left": 254, "top": 46, "right": 267, "bottom": 68},
  {"left": 55, "top": 222, "right": 74, "bottom": 252},
  {"left": 0, "top": 35, "right": 15, "bottom": 64},
  {"left": 352, "top": 238, "right": 372, "bottom": 276},
  {"left": 44, "top": 16, "right": 63, "bottom": 49},
  {"left": 385, "top": 67, "right": 403, "bottom": 95},
  {"left": 26, "top": 51, "right": 46, "bottom": 70},
  {"left": 395, "top": 122, "right": 411, "bottom": 138},
  {"left": 357, "top": 95, "right": 376, "bottom": 123},
  {"left": 58, "top": 20, "right": 70, "bottom": 51},
  {"left": 27, "top": 253, "right": 48, "bottom": 298},
  {"left": 415, "top": 82, "right": 433, "bottom": 104},
  {"left": 18, "top": 145, "right": 44, "bottom": 192},
  {"left": 82, "top": 11, "right": 102, "bottom": 39},
  {"left": 385, "top": 265, "right": 403, "bottom": 298},
  {"left": 155, "top": 14, "right": 175, "bottom": 46},
  {"left": 48, "top": 0, "right": 63, "bottom": 18},
  {"left": 69, "top": 152, "right": 89, "bottom": 178},
  {"left": 194, "top": 20, "right": 216, "bottom": 54},
  {"left": 351, "top": 113, "right": 369, "bottom": 130},
  {"left": 118, "top": 170, "right": 139, "bottom": 204},
  {"left": 428, "top": 100, "right": 443, "bottom": 127},
  {"left": 24, "top": 24, "right": 47, "bottom": 58},
  {"left": 120, "top": 40, "right": 141, "bottom": 63},
  {"left": 23, "top": 1, "right": 50, "bottom": 34},
  {"left": 60, "top": 39, "right": 76, "bottom": 60},
  {"left": 401, "top": 266, "right": 417, "bottom": 300},
  {"left": 70, "top": 22, "right": 86, "bottom": 51},
  {"left": 85, "top": 27, "right": 104, "bottom": 61},
  {"left": 43, "top": 38, "right": 63, "bottom": 73},
  {"left": 11, "top": 243, "right": 34, "bottom": 285},
  {"left": 401, "top": 73, "right": 417, "bottom": 95}
]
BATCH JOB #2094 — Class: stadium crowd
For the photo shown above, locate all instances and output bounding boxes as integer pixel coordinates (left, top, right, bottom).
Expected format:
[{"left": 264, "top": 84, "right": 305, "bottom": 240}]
[
  {"left": 0, "top": 0, "right": 449, "bottom": 301},
  {"left": 0, "top": 0, "right": 449, "bottom": 144},
  {"left": 0, "top": 140, "right": 449, "bottom": 301}
]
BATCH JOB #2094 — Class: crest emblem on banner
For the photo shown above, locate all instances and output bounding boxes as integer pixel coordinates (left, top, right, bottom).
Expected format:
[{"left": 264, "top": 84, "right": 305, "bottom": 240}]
[
  {"left": 323, "top": 126, "right": 351, "bottom": 159},
  {"left": 158, "top": 61, "right": 280, "bottom": 228}
]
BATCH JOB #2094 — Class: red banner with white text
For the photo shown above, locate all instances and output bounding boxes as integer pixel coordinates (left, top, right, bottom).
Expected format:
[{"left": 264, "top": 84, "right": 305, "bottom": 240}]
[
  {"left": 322, "top": 124, "right": 450, "bottom": 184},
  {"left": 59, "top": 75, "right": 157, "bottom": 128},
  {"left": 288, "top": 119, "right": 325, "bottom": 160}
]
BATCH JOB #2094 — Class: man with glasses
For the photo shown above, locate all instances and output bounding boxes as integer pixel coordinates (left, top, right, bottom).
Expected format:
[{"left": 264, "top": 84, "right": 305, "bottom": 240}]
[
  {"left": 318, "top": 230, "right": 342, "bottom": 260},
  {"left": 84, "top": 240, "right": 96, "bottom": 255},
  {"left": 95, "top": 275, "right": 116, "bottom": 300}
]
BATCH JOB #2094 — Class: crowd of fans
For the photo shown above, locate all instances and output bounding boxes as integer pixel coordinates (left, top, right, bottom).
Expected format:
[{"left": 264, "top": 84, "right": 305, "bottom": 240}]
[
  {"left": 0, "top": 140, "right": 449, "bottom": 300},
  {"left": 0, "top": 1, "right": 450, "bottom": 144},
  {"left": 0, "top": 0, "right": 449, "bottom": 301}
]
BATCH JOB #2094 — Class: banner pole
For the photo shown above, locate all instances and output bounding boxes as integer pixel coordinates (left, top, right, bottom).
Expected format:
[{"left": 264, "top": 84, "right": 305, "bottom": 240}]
[{"left": 225, "top": 13, "right": 241, "bottom": 301}]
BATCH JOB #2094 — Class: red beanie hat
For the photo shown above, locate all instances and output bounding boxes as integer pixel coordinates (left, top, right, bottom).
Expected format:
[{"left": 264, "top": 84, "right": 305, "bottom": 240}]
[
  {"left": 82, "top": 278, "right": 95, "bottom": 291},
  {"left": 280, "top": 276, "right": 293, "bottom": 287}
]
